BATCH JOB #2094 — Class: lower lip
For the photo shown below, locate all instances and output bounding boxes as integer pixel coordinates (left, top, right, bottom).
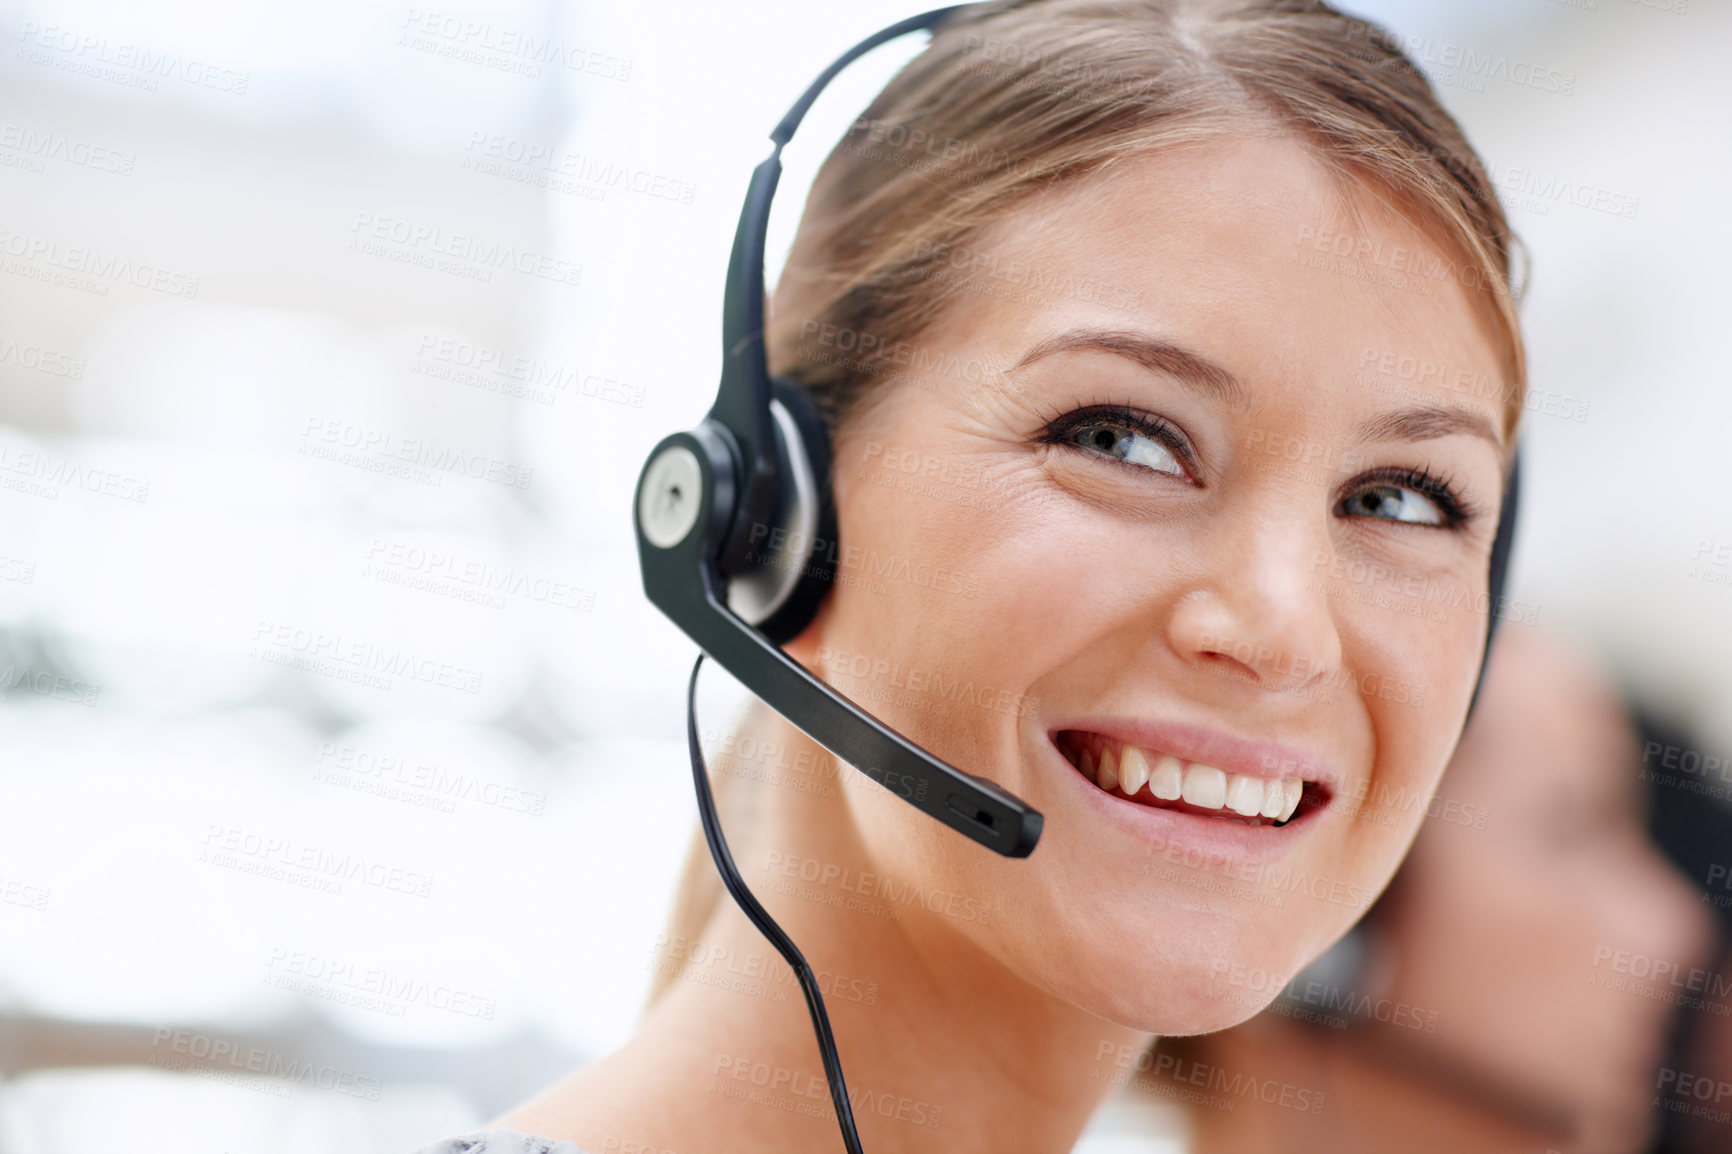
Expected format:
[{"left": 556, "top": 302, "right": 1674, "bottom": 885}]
[{"left": 1048, "top": 740, "right": 1321, "bottom": 865}]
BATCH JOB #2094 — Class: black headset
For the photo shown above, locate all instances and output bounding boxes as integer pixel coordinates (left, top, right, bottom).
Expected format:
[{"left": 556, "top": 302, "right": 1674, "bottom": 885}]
[{"left": 631, "top": 7, "right": 1522, "bottom": 1150}]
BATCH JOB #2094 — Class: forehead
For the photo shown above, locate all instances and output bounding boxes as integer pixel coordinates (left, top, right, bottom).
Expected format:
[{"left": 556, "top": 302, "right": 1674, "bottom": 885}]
[{"left": 955, "top": 134, "right": 1508, "bottom": 436}]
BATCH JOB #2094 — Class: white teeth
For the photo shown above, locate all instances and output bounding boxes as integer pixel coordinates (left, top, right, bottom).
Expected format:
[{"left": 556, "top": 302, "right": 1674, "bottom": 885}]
[
  {"left": 1097, "top": 744, "right": 1120, "bottom": 793},
  {"left": 1071, "top": 738, "right": 1308, "bottom": 824},
  {"left": 1149, "top": 754, "right": 1184, "bottom": 800},
  {"left": 1225, "top": 774, "right": 1264, "bottom": 817},
  {"left": 1118, "top": 745, "right": 1150, "bottom": 796},
  {"left": 1180, "top": 763, "right": 1227, "bottom": 809},
  {"left": 1279, "top": 779, "right": 1302, "bottom": 822}
]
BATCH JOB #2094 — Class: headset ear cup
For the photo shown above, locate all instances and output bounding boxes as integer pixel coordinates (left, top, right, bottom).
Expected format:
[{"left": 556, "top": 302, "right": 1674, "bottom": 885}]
[
  {"left": 754, "top": 377, "right": 839, "bottom": 644},
  {"left": 1464, "top": 450, "right": 1521, "bottom": 724}
]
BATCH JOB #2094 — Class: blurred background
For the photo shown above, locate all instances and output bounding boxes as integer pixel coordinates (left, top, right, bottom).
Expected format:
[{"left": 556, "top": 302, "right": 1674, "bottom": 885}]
[{"left": 0, "top": 0, "right": 1726, "bottom": 1151}]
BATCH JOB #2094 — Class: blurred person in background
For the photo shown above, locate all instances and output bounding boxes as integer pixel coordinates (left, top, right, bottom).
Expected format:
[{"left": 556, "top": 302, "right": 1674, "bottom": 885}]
[
  {"left": 1139, "top": 625, "right": 1715, "bottom": 1154},
  {"left": 1642, "top": 710, "right": 1732, "bottom": 1154}
]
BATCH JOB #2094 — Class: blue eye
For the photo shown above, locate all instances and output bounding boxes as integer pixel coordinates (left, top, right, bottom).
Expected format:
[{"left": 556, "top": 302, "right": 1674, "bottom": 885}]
[
  {"left": 1340, "top": 483, "right": 1446, "bottom": 526},
  {"left": 1338, "top": 466, "right": 1471, "bottom": 529},
  {"left": 1066, "top": 422, "right": 1185, "bottom": 477}
]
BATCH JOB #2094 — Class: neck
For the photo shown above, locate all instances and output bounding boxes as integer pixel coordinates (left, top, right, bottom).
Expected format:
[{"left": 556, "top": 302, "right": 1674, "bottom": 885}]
[{"left": 503, "top": 704, "right": 1147, "bottom": 1153}]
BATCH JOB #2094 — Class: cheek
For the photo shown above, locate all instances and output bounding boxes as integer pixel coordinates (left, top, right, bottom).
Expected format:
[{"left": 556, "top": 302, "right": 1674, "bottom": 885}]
[
  {"left": 823, "top": 448, "right": 1113, "bottom": 698},
  {"left": 1345, "top": 572, "right": 1487, "bottom": 789},
  {"left": 813, "top": 458, "right": 1043, "bottom": 766},
  {"left": 1333, "top": 534, "right": 1492, "bottom": 708}
]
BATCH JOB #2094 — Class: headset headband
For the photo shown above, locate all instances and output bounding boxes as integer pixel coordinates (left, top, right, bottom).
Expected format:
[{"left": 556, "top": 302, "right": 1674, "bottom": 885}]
[{"left": 709, "top": 5, "right": 974, "bottom": 577}]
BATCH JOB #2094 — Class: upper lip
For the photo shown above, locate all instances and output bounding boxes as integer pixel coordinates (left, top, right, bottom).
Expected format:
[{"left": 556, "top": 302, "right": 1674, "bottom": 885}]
[{"left": 1048, "top": 716, "right": 1341, "bottom": 794}]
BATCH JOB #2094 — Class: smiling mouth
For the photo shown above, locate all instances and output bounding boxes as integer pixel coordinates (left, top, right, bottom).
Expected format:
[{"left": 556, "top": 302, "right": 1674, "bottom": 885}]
[{"left": 1056, "top": 731, "right": 1328, "bottom": 827}]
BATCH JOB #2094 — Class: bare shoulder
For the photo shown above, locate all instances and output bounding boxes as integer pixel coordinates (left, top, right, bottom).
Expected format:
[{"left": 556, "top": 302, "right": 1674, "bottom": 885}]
[{"left": 406, "top": 1130, "right": 593, "bottom": 1154}]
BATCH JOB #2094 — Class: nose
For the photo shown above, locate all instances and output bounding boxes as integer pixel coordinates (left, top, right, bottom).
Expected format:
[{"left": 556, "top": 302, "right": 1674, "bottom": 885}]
[{"left": 1166, "top": 512, "right": 1342, "bottom": 696}]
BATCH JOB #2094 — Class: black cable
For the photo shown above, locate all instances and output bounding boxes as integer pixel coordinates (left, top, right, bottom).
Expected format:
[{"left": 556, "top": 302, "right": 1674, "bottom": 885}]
[{"left": 684, "top": 652, "right": 867, "bottom": 1154}]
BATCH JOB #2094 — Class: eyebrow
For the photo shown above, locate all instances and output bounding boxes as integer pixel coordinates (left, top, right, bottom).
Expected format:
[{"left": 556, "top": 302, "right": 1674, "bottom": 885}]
[
  {"left": 1014, "top": 328, "right": 1247, "bottom": 406},
  {"left": 1351, "top": 404, "right": 1503, "bottom": 451},
  {"left": 1016, "top": 327, "right": 1504, "bottom": 452}
]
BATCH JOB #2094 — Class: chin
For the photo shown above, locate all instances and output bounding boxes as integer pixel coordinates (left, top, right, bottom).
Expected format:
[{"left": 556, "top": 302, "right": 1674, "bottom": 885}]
[{"left": 1023, "top": 880, "right": 1321, "bottom": 1037}]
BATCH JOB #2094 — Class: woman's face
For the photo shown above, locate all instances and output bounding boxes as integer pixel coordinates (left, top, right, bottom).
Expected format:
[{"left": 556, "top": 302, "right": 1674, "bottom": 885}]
[{"left": 785, "top": 133, "right": 1511, "bottom": 1034}]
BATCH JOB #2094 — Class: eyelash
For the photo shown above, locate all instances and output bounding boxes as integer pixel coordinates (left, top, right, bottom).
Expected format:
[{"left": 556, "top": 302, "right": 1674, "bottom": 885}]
[
  {"left": 1037, "top": 402, "right": 1198, "bottom": 477},
  {"left": 1347, "top": 464, "right": 1480, "bottom": 530},
  {"left": 1037, "top": 403, "right": 1480, "bottom": 530}
]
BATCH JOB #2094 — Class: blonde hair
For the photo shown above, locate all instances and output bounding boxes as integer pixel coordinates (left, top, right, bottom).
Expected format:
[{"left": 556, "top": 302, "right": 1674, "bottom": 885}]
[
  {"left": 771, "top": 0, "right": 1525, "bottom": 436},
  {"left": 647, "top": 0, "right": 1526, "bottom": 1008}
]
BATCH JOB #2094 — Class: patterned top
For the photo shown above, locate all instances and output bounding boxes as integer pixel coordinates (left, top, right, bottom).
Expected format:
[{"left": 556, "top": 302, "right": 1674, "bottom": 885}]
[{"left": 409, "top": 1130, "right": 589, "bottom": 1154}]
